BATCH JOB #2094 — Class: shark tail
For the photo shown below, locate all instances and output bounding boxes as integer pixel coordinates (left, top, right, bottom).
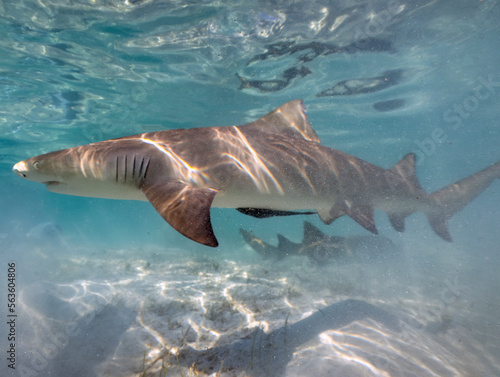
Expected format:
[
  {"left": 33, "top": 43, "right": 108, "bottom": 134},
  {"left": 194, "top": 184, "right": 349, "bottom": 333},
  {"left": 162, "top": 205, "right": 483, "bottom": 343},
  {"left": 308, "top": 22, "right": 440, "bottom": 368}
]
[{"left": 426, "top": 160, "right": 500, "bottom": 241}]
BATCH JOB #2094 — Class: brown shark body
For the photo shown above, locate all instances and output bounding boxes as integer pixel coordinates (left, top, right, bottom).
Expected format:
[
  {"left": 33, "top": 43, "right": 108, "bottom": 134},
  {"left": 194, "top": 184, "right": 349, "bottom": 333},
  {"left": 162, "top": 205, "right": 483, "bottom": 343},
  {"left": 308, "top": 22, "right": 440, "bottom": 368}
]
[{"left": 12, "top": 100, "right": 500, "bottom": 247}]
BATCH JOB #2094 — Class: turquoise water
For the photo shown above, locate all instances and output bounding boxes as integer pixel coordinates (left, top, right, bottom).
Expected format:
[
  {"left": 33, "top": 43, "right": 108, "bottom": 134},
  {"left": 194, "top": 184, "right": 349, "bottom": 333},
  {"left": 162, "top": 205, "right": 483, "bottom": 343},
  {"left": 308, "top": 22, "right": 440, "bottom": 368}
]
[{"left": 1, "top": 1, "right": 500, "bottom": 376}]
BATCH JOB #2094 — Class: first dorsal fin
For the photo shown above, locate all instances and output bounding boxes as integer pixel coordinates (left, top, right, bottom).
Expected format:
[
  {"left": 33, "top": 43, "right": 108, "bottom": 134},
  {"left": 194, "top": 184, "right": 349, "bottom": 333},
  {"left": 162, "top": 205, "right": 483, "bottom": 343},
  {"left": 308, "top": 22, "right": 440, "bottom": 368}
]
[{"left": 240, "top": 100, "right": 321, "bottom": 143}]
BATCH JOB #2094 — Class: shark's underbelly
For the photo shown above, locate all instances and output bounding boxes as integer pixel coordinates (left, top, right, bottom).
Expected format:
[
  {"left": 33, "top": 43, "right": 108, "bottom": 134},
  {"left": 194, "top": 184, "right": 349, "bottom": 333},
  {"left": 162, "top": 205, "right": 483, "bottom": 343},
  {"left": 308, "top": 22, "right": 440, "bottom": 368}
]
[
  {"left": 47, "top": 178, "right": 149, "bottom": 201},
  {"left": 211, "top": 187, "right": 329, "bottom": 211}
]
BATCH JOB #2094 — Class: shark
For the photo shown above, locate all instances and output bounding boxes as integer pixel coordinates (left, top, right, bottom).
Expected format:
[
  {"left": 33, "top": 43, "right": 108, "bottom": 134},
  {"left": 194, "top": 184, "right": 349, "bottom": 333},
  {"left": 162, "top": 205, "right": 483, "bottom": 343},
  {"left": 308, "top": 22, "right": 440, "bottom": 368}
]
[
  {"left": 240, "top": 221, "right": 399, "bottom": 264},
  {"left": 12, "top": 100, "right": 500, "bottom": 247}
]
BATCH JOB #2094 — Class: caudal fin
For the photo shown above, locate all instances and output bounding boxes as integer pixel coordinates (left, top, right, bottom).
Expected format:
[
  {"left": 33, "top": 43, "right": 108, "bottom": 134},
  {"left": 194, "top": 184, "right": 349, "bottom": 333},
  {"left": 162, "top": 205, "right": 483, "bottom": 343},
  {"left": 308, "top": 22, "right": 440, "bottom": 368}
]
[{"left": 427, "top": 161, "right": 500, "bottom": 241}]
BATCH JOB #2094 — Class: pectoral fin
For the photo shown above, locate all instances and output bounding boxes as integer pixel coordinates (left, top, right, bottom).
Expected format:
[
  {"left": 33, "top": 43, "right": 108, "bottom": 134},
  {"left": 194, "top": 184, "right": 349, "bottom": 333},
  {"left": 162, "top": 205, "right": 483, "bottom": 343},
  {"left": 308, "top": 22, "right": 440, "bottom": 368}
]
[
  {"left": 237, "top": 207, "right": 315, "bottom": 218},
  {"left": 142, "top": 181, "right": 219, "bottom": 247}
]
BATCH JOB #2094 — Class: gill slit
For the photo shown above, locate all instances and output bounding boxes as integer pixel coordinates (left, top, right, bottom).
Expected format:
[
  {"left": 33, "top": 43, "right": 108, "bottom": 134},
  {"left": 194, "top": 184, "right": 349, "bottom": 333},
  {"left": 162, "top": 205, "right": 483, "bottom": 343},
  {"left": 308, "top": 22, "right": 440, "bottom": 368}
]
[
  {"left": 115, "top": 156, "right": 119, "bottom": 183},
  {"left": 136, "top": 156, "right": 150, "bottom": 186},
  {"left": 124, "top": 155, "right": 128, "bottom": 184},
  {"left": 131, "top": 155, "right": 136, "bottom": 182},
  {"left": 143, "top": 157, "right": 150, "bottom": 182},
  {"left": 138, "top": 157, "right": 144, "bottom": 185}
]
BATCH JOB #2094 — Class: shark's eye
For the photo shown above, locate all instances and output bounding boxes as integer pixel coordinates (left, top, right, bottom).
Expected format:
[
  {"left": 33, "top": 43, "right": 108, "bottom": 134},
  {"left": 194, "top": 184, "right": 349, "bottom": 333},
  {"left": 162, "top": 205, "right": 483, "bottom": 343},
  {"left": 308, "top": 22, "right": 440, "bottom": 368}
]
[{"left": 33, "top": 161, "right": 40, "bottom": 170}]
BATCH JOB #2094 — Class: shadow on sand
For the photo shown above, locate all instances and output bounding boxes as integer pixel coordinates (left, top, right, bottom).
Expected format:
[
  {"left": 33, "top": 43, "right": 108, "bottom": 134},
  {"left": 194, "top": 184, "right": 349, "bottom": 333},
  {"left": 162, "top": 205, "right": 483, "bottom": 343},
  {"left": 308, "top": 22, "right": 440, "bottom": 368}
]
[{"left": 176, "top": 299, "right": 400, "bottom": 376}]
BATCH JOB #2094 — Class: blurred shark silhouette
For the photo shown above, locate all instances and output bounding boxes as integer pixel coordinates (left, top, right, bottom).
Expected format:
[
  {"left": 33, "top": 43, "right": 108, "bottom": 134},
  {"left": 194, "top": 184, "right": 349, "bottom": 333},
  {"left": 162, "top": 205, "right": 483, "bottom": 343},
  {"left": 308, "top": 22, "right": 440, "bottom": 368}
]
[
  {"left": 238, "top": 39, "right": 394, "bottom": 93},
  {"left": 240, "top": 221, "right": 399, "bottom": 264},
  {"left": 317, "top": 69, "right": 403, "bottom": 97},
  {"left": 13, "top": 100, "right": 500, "bottom": 247}
]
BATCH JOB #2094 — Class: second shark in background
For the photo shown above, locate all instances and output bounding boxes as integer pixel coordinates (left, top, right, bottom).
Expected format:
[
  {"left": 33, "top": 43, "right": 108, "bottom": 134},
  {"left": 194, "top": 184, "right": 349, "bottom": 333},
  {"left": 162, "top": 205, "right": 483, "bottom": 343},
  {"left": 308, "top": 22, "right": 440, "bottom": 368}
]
[{"left": 241, "top": 221, "right": 400, "bottom": 265}]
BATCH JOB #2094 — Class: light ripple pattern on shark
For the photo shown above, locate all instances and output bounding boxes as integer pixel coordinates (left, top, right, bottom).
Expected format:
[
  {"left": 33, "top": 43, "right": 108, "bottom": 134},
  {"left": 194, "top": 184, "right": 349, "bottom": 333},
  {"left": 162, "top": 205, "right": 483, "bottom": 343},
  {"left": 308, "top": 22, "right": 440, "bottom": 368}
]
[{"left": 12, "top": 100, "right": 500, "bottom": 247}]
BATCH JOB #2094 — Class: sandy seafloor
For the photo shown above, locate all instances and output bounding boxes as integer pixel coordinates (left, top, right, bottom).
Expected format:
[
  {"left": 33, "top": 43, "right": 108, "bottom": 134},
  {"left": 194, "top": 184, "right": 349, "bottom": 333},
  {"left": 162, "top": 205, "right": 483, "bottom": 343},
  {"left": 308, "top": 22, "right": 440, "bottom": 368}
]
[{"left": 3, "top": 204, "right": 500, "bottom": 377}]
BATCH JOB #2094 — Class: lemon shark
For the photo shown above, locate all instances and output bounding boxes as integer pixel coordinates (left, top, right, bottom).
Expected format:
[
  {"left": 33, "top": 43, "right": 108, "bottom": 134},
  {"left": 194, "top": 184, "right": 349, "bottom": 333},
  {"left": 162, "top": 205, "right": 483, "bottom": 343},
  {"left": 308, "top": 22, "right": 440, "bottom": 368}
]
[
  {"left": 12, "top": 100, "right": 500, "bottom": 247},
  {"left": 240, "top": 221, "right": 399, "bottom": 264}
]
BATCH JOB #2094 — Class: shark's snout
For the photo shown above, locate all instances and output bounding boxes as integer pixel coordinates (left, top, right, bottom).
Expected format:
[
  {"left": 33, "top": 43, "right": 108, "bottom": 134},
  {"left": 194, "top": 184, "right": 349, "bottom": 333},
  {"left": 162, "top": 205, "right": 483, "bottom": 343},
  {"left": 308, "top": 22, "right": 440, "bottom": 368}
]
[{"left": 13, "top": 161, "right": 28, "bottom": 178}]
